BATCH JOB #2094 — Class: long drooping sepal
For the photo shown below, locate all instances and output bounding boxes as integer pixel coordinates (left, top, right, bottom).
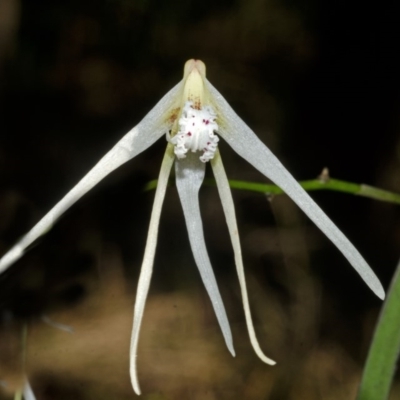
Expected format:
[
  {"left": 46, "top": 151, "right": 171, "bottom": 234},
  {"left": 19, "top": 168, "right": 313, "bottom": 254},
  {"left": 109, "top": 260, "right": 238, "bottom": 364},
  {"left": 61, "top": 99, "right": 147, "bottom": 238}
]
[
  {"left": 0, "top": 83, "right": 183, "bottom": 274},
  {"left": 206, "top": 80, "right": 385, "bottom": 300},
  {"left": 130, "top": 145, "right": 175, "bottom": 396},
  {"left": 211, "top": 150, "right": 276, "bottom": 365},
  {"left": 175, "top": 152, "right": 235, "bottom": 357}
]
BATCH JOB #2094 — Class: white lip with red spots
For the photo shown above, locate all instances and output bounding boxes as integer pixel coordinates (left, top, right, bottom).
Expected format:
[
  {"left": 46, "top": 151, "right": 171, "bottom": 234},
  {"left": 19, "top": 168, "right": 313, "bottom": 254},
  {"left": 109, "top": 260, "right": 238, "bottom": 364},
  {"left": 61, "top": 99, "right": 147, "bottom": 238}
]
[{"left": 168, "top": 101, "right": 219, "bottom": 162}]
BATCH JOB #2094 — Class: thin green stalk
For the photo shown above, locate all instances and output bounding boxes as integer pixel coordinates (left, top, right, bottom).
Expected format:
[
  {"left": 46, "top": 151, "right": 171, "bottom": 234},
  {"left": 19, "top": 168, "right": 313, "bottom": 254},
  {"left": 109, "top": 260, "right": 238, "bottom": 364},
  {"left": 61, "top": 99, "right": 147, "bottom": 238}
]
[
  {"left": 14, "top": 324, "right": 28, "bottom": 400},
  {"left": 14, "top": 323, "right": 30, "bottom": 400},
  {"left": 357, "top": 259, "right": 400, "bottom": 400},
  {"left": 144, "top": 177, "right": 400, "bottom": 205}
]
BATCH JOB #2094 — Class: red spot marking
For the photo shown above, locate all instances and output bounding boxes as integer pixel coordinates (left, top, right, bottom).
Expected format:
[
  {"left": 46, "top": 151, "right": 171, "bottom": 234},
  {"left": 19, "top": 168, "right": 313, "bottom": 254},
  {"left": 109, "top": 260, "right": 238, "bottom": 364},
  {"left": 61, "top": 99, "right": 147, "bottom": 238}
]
[
  {"left": 207, "top": 142, "right": 210, "bottom": 145},
  {"left": 187, "top": 132, "right": 192, "bottom": 136}
]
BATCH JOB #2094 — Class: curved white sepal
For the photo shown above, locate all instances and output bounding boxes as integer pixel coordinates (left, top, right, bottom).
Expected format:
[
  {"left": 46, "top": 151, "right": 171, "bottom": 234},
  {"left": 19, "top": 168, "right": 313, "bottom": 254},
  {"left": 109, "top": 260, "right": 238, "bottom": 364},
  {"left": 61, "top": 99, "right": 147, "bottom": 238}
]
[
  {"left": 175, "top": 152, "right": 235, "bottom": 357},
  {"left": 206, "top": 79, "right": 385, "bottom": 300},
  {"left": 0, "top": 82, "right": 183, "bottom": 274},
  {"left": 130, "top": 145, "right": 175, "bottom": 395},
  {"left": 211, "top": 150, "right": 276, "bottom": 365}
]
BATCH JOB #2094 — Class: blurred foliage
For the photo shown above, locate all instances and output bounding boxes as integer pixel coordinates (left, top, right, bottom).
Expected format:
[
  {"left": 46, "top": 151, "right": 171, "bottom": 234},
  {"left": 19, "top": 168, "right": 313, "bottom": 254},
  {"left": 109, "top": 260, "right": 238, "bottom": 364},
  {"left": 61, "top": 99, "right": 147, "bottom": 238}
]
[{"left": 0, "top": 0, "right": 400, "bottom": 398}]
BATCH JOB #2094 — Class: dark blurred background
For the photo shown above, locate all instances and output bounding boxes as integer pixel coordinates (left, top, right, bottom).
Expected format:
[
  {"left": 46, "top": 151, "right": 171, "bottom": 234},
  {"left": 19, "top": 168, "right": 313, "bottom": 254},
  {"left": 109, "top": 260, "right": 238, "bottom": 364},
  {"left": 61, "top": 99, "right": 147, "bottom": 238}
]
[{"left": 0, "top": 0, "right": 399, "bottom": 399}]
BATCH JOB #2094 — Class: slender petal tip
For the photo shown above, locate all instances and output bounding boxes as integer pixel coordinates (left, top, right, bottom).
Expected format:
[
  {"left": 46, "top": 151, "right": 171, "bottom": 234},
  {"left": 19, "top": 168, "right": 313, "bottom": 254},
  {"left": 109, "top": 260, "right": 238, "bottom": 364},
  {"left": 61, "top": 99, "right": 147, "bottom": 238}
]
[
  {"left": 229, "top": 344, "right": 236, "bottom": 357},
  {"left": 376, "top": 284, "right": 385, "bottom": 300},
  {"left": 131, "top": 355, "right": 142, "bottom": 395},
  {"left": 364, "top": 267, "right": 385, "bottom": 300}
]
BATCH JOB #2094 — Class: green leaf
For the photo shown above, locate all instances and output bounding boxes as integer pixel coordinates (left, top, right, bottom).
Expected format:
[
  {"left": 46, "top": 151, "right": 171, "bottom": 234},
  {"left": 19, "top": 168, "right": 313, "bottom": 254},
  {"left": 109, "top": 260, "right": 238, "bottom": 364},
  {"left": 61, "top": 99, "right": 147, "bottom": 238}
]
[{"left": 357, "top": 259, "right": 400, "bottom": 400}]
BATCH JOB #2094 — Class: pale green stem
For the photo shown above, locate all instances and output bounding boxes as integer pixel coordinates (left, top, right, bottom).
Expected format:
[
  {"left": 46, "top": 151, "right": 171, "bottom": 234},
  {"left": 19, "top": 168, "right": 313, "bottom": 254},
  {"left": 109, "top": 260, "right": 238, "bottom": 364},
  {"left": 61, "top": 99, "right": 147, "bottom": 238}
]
[{"left": 144, "top": 178, "right": 400, "bottom": 205}]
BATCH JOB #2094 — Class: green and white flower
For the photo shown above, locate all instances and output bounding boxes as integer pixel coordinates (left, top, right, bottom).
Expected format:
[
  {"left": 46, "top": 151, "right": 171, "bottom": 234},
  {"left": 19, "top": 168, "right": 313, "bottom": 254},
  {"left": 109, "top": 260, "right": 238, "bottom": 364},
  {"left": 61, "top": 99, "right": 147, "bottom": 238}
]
[{"left": 0, "top": 60, "right": 384, "bottom": 395}]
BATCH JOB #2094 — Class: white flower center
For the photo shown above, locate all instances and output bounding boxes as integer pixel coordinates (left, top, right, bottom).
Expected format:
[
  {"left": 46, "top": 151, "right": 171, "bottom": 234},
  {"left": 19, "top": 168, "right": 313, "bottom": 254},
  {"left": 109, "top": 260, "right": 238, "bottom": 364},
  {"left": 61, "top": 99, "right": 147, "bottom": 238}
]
[{"left": 168, "top": 101, "right": 219, "bottom": 162}]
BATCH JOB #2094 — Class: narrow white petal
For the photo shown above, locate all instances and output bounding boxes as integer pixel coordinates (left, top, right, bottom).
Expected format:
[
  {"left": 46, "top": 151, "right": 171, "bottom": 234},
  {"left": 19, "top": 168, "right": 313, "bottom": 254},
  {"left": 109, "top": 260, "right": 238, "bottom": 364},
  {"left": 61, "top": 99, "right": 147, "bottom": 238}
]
[
  {"left": 211, "top": 151, "right": 276, "bottom": 365},
  {"left": 0, "top": 82, "right": 183, "bottom": 274},
  {"left": 22, "top": 378, "right": 37, "bottom": 400},
  {"left": 206, "top": 80, "right": 385, "bottom": 300},
  {"left": 175, "top": 152, "right": 235, "bottom": 357},
  {"left": 130, "top": 145, "right": 175, "bottom": 396}
]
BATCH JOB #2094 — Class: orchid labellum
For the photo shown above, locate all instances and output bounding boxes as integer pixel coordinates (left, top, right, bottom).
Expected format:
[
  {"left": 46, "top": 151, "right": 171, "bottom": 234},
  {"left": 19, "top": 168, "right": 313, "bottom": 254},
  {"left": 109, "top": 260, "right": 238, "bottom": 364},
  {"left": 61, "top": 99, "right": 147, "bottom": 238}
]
[{"left": 0, "top": 60, "right": 384, "bottom": 395}]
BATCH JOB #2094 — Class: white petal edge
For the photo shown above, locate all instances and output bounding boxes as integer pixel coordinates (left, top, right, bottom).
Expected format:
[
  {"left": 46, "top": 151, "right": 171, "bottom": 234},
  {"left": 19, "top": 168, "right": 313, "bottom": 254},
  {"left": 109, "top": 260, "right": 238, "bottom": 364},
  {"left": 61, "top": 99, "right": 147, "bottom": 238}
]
[
  {"left": 175, "top": 152, "right": 235, "bottom": 357},
  {"left": 211, "top": 150, "right": 276, "bottom": 365},
  {"left": 206, "top": 80, "right": 385, "bottom": 300},
  {"left": 130, "top": 144, "right": 175, "bottom": 396},
  {"left": 41, "top": 315, "right": 74, "bottom": 333},
  {"left": 22, "top": 378, "right": 37, "bottom": 400},
  {"left": 0, "top": 82, "right": 183, "bottom": 274}
]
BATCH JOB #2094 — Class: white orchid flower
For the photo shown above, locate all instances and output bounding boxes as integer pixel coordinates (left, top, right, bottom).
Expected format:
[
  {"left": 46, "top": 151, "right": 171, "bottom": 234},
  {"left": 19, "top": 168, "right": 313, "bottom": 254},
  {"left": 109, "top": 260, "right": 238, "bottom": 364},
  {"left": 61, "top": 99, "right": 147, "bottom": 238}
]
[{"left": 0, "top": 59, "right": 384, "bottom": 395}]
